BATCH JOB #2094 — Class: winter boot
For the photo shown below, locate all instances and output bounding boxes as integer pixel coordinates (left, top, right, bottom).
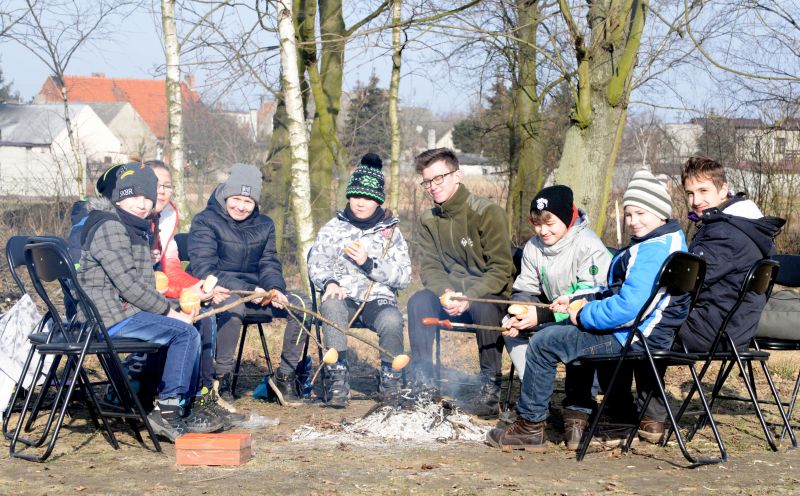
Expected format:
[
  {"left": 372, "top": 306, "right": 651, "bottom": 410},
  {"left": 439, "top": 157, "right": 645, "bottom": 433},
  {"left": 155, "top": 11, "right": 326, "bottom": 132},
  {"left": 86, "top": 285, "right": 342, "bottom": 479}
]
[
  {"left": 485, "top": 417, "right": 547, "bottom": 450},
  {"left": 216, "top": 372, "right": 235, "bottom": 403},
  {"left": 324, "top": 360, "right": 350, "bottom": 408},
  {"left": 472, "top": 379, "right": 501, "bottom": 419},
  {"left": 274, "top": 370, "right": 303, "bottom": 404},
  {"left": 378, "top": 365, "right": 403, "bottom": 402}
]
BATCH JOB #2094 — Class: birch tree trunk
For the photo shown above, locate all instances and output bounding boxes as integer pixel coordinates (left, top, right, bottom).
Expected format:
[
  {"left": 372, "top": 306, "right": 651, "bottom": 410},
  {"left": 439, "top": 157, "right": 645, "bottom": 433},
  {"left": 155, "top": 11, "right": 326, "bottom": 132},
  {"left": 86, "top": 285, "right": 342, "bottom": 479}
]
[
  {"left": 553, "top": 0, "right": 645, "bottom": 232},
  {"left": 161, "top": 0, "right": 191, "bottom": 227},
  {"left": 277, "top": 0, "right": 315, "bottom": 290},
  {"left": 387, "top": 0, "right": 403, "bottom": 212}
]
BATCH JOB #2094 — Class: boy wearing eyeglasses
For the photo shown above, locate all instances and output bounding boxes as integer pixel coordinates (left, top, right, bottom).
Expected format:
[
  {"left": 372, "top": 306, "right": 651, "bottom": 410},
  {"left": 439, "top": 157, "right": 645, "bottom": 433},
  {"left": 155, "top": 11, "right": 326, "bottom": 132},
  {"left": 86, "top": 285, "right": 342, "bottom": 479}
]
[{"left": 407, "top": 148, "right": 515, "bottom": 418}]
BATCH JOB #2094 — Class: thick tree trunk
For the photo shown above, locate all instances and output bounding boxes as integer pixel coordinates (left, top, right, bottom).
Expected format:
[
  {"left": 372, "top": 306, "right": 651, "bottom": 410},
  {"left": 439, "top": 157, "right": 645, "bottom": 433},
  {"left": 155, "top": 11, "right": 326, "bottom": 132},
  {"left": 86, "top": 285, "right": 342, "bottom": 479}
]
[
  {"left": 506, "top": 0, "right": 544, "bottom": 242},
  {"left": 266, "top": 97, "right": 293, "bottom": 254},
  {"left": 161, "top": 0, "right": 191, "bottom": 228},
  {"left": 305, "top": 0, "right": 347, "bottom": 227},
  {"left": 387, "top": 0, "right": 402, "bottom": 212},
  {"left": 553, "top": 0, "right": 644, "bottom": 232},
  {"left": 277, "top": 0, "right": 315, "bottom": 290}
]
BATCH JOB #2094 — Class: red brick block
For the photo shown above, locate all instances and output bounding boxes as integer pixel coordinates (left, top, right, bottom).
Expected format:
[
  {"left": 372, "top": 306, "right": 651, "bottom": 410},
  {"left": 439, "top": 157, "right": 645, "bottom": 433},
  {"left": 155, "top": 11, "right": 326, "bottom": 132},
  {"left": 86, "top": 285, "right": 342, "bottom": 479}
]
[{"left": 175, "top": 433, "right": 253, "bottom": 466}]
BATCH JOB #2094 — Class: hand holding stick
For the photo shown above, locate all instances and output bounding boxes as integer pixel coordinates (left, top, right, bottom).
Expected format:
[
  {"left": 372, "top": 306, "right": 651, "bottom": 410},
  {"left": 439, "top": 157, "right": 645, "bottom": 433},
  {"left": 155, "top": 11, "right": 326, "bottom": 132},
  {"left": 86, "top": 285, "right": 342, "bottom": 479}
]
[{"left": 191, "top": 291, "right": 275, "bottom": 323}]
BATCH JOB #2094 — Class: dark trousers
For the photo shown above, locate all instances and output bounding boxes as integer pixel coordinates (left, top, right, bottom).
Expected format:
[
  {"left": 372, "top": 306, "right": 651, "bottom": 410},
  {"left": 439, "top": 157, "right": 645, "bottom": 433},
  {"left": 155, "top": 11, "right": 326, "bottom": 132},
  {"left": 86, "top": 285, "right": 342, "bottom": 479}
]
[
  {"left": 407, "top": 288, "right": 505, "bottom": 383},
  {"left": 211, "top": 291, "right": 311, "bottom": 377}
]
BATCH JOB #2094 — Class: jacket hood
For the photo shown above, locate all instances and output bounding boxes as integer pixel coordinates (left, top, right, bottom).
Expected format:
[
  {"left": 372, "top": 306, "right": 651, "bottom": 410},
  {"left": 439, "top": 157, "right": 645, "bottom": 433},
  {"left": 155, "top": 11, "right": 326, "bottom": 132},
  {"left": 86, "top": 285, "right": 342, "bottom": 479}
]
[
  {"left": 532, "top": 209, "right": 591, "bottom": 256},
  {"left": 207, "top": 184, "right": 261, "bottom": 223},
  {"left": 702, "top": 206, "right": 785, "bottom": 257},
  {"left": 86, "top": 196, "right": 117, "bottom": 213}
]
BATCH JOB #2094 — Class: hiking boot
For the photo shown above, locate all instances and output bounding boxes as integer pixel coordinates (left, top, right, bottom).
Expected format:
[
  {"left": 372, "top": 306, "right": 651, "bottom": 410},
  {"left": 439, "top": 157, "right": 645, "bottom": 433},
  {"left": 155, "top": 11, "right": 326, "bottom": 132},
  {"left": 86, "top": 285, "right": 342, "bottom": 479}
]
[
  {"left": 563, "top": 410, "right": 589, "bottom": 450},
  {"left": 217, "top": 373, "right": 235, "bottom": 403},
  {"left": 147, "top": 403, "right": 188, "bottom": 443},
  {"left": 378, "top": 366, "right": 403, "bottom": 402},
  {"left": 638, "top": 417, "right": 665, "bottom": 444},
  {"left": 183, "top": 405, "right": 225, "bottom": 433},
  {"left": 274, "top": 370, "right": 303, "bottom": 404},
  {"left": 194, "top": 388, "right": 245, "bottom": 430},
  {"left": 325, "top": 361, "right": 350, "bottom": 408},
  {"left": 472, "top": 380, "right": 501, "bottom": 419},
  {"left": 485, "top": 417, "right": 546, "bottom": 450}
]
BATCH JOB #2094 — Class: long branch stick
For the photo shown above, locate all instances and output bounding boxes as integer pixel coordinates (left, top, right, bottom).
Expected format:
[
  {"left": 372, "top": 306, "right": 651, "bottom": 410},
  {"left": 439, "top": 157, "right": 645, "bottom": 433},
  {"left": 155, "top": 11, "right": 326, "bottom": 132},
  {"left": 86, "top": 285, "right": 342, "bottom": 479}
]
[
  {"left": 191, "top": 292, "right": 271, "bottom": 323},
  {"left": 421, "top": 317, "right": 507, "bottom": 333},
  {"left": 448, "top": 295, "right": 550, "bottom": 308}
]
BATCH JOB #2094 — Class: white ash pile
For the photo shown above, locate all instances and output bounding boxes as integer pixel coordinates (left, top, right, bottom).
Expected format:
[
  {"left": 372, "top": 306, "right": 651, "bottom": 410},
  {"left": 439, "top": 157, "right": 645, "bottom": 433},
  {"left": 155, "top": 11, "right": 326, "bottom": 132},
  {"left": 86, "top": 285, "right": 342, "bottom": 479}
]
[{"left": 292, "top": 390, "right": 491, "bottom": 444}]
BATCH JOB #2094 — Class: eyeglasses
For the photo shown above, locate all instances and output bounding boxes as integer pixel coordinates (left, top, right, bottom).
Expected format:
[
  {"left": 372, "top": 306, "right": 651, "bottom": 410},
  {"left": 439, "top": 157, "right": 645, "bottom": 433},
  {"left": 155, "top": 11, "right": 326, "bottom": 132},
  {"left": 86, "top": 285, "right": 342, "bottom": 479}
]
[
  {"left": 419, "top": 170, "right": 456, "bottom": 189},
  {"left": 157, "top": 184, "right": 174, "bottom": 192}
]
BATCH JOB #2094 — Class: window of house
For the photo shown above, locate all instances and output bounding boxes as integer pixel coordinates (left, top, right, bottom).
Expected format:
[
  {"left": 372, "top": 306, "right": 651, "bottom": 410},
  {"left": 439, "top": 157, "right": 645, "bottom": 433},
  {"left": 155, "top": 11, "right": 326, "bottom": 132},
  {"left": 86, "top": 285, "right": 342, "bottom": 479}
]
[{"left": 776, "top": 137, "right": 787, "bottom": 155}]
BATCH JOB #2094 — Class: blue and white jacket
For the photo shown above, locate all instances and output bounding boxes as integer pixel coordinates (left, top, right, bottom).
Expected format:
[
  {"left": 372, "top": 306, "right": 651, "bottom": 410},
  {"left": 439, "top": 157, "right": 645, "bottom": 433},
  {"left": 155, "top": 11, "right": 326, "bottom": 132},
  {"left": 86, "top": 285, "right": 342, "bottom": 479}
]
[{"left": 576, "top": 220, "right": 688, "bottom": 350}]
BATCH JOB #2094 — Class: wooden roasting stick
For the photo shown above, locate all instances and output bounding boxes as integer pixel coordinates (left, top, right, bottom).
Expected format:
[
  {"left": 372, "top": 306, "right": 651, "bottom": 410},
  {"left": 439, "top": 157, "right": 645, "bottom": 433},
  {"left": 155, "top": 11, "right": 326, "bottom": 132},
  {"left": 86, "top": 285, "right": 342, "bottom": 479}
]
[
  {"left": 443, "top": 294, "right": 550, "bottom": 308},
  {"left": 421, "top": 317, "right": 506, "bottom": 333},
  {"left": 224, "top": 290, "right": 411, "bottom": 371}
]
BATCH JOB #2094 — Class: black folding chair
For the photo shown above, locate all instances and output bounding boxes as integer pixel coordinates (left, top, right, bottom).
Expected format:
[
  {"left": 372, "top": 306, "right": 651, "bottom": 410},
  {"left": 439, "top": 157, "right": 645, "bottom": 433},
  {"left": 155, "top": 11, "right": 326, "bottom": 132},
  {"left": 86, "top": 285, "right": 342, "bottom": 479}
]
[
  {"left": 6, "top": 235, "right": 31, "bottom": 294},
  {"left": 7, "top": 237, "right": 163, "bottom": 461},
  {"left": 755, "top": 254, "right": 800, "bottom": 441},
  {"left": 572, "top": 252, "right": 726, "bottom": 465},
  {"left": 674, "top": 258, "right": 797, "bottom": 451}
]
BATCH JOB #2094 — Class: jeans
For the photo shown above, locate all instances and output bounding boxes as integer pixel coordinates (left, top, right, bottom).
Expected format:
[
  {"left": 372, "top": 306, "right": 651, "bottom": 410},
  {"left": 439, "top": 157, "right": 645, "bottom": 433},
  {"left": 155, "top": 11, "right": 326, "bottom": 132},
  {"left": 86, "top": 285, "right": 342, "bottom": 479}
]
[
  {"left": 110, "top": 311, "right": 201, "bottom": 400},
  {"left": 320, "top": 297, "right": 404, "bottom": 363},
  {"left": 214, "top": 291, "right": 311, "bottom": 376},
  {"left": 407, "top": 288, "right": 505, "bottom": 383},
  {"left": 516, "top": 323, "right": 622, "bottom": 423}
]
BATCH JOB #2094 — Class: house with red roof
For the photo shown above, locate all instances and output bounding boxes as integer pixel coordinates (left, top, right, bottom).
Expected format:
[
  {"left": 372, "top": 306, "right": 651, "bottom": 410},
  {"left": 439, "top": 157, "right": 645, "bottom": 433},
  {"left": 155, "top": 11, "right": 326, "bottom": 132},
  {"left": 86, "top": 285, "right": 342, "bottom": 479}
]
[{"left": 34, "top": 73, "right": 201, "bottom": 149}]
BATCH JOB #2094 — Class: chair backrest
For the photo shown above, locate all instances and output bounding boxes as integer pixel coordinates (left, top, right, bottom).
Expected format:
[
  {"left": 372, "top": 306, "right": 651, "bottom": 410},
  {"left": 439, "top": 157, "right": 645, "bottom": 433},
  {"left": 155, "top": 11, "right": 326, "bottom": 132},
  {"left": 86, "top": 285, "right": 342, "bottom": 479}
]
[
  {"left": 174, "top": 232, "right": 190, "bottom": 262},
  {"left": 625, "top": 252, "right": 707, "bottom": 347},
  {"left": 5, "top": 235, "right": 31, "bottom": 294},
  {"left": 24, "top": 237, "right": 106, "bottom": 344},
  {"left": 715, "top": 258, "right": 779, "bottom": 341},
  {"left": 773, "top": 254, "right": 800, "bottom": 287}
]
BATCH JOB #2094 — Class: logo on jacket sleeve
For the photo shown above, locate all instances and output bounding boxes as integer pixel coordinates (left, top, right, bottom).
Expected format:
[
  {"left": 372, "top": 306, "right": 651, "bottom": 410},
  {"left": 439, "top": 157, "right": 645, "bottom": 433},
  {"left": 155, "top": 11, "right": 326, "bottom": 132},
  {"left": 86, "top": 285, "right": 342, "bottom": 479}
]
[{"left": 461, "top": 237, "right": 474, "bottom": 247}]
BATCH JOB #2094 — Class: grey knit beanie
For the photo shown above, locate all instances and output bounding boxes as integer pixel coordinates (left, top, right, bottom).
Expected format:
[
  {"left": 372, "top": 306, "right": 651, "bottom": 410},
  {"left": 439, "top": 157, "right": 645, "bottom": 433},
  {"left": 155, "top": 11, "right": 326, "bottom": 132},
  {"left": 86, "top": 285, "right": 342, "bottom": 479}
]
[
  {"left": 220, "top": 163, "right": 262, "bottom": 203},
  {"left": 111, "top": 162, "right": 158, "bottom": 205},
  {"left": 623, "top": 170, "right": 672, "bottom": 220}
]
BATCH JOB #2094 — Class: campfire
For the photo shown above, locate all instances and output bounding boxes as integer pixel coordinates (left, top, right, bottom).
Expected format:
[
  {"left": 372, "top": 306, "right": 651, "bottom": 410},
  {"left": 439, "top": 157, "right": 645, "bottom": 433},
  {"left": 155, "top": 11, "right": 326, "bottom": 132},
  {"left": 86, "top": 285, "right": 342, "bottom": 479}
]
[{"left": 292, "top": 387, "right": 491, "bottom": 444}]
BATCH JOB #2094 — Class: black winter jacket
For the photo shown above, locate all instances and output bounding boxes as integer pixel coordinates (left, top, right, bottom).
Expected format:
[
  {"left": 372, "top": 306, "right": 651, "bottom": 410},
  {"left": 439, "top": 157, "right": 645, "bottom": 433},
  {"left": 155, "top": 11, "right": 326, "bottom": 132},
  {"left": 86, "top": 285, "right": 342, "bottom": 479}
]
[
  {"left": 187, "top": 186, "right": 286, "bottom": 293},
  {"left": 678, "top": 196, "right": 785, "bottom": 351}
]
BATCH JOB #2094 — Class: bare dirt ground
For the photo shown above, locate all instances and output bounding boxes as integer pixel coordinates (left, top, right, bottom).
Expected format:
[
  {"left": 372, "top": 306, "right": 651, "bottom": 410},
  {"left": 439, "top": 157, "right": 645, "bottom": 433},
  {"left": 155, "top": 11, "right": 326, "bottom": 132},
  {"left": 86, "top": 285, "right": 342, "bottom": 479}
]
[{"left": 1, "top": 328, "right": 798, "bottom": 496}]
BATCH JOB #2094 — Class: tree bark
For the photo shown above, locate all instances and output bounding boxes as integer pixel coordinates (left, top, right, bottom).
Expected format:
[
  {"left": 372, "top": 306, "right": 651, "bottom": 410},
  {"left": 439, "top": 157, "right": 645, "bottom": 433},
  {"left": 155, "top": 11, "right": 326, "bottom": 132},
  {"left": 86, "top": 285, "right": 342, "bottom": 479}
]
[
  {"left": 387, "top": 0, "right": 403, "bottom": 212},
  {"left": 57, "top": 80, "right": 86, "bottom": 198},
  {"left": 506, "top": 0, "right": 545, "bottom": 242},
  {"left": 265, "top": 96, "right": 293, "bottom": 254},
  {"left": 277, "top": 0, "right": 315, "bottom": 291},
  {"left": 161, "top": 0, "right": 191, "bottom": 228},
  {"left": 554, "top": 0, "right": 645, "bottom": 232}
]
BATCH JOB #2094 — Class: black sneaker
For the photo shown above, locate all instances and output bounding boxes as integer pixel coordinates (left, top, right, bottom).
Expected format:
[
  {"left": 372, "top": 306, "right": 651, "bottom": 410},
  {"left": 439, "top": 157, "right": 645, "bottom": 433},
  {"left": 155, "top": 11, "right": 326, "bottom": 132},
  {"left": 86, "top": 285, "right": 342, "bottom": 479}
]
[
  {"left": 217, "top": 373, "right": 235, "bottom": 403},
  {"left": 324, "top": 361, "right": 350, "bottom": 408},
  {"left": 194, "top": 388, "right": 245, "bottom": 430},
  {"left": 147, "top": 404, "right": 188, "bottom": 443},
  {"left": 472, "top": 380, "right": 501, "bottom": 419}
]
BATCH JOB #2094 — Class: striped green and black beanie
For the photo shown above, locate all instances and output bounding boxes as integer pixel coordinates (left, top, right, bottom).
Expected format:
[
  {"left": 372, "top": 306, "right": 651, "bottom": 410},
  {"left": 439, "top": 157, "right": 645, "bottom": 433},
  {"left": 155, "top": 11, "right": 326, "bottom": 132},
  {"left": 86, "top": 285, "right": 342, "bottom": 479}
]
[{"left": 346, "top": 153, "right": 385, "bottom": 204}]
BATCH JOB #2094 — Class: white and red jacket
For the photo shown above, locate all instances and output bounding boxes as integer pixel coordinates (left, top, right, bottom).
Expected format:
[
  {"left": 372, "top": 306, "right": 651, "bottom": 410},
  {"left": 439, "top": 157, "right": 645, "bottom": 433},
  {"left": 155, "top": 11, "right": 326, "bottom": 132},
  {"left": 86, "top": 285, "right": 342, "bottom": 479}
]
[{"left": 156, "top": 201, "right": 200, "bottom": 298}]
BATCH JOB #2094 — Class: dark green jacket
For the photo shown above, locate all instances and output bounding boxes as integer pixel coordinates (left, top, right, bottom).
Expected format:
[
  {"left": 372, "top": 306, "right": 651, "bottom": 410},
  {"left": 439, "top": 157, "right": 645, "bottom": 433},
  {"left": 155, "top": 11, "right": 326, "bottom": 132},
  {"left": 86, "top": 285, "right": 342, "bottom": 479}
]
[{"left": 418, "top": 184, "right": 514, "bottom": 298}]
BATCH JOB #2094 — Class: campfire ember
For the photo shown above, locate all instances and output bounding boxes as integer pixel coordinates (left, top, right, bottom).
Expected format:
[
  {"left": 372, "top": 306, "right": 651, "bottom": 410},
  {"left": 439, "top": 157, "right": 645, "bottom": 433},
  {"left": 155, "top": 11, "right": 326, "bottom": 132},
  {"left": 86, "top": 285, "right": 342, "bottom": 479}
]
[{"left": 292, "top": 388, "right": 491, "bottom": 444}]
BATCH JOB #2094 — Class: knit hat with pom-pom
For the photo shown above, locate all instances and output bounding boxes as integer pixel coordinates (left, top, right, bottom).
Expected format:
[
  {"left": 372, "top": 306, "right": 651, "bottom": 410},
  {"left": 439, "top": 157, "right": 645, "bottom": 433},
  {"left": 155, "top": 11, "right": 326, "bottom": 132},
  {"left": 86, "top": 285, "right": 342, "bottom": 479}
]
[{"left": 345, "top": 153, "right": 385, "bottom": 204}]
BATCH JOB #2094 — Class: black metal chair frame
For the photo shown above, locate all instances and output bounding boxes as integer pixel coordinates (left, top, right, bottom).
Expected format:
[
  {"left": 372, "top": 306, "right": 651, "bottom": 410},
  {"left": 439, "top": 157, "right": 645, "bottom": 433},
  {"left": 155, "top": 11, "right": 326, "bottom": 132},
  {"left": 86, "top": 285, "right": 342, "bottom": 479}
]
[
  {"left": 7, "top": 237, "right": 163, "bottom": 462},
  {"left": 174, "top": 232, "right": 315, "bottom": 399},
  {"left": 670, "top": 258, "right": 798, "bottom": 451},
  {"left": 572, "top": 252, "right": 727, "bottom": 465}
]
